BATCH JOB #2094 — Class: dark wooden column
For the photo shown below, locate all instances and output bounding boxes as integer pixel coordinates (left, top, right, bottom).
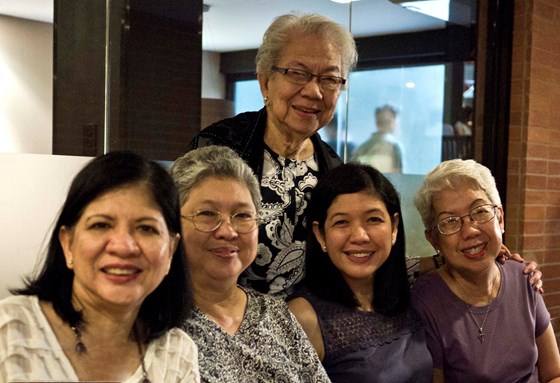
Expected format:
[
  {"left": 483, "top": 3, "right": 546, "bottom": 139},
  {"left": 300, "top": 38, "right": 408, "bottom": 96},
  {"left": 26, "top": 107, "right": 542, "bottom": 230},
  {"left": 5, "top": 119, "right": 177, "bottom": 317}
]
[{"left": 53, "top": 0, "right": 202, "bottom": 160}]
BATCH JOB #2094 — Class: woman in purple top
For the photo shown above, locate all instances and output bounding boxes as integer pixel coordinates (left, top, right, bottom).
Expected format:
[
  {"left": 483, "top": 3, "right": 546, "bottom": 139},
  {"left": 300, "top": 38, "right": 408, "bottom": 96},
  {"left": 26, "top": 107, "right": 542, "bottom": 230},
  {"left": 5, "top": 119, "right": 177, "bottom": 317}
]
[{"left": 412, "top": 159, "right": 560, "bottom": 382}]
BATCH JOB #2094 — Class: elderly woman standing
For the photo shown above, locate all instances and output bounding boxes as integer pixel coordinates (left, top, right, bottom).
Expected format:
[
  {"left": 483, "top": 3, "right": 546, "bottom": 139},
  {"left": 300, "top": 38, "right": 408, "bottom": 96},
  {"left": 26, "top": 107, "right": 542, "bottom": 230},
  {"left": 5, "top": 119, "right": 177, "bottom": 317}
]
[
  {"left": 170, "top": 146, "right": 330, "bottom": 383},
  {"left": 411, "top": 159, "right": 560, "bottom": 382},
  {"left": 0, "top": 152, "right": 199, "bottom": 382},
  {"left": 187, "top": 13, "right": 357, "bottom": 297}
]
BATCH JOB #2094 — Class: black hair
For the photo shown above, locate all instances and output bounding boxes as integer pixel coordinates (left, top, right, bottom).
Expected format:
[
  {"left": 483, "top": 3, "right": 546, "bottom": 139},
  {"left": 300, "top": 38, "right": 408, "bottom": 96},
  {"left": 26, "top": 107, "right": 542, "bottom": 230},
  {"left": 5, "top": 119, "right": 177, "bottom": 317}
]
[
  {"left": 12, "top": 151, "right": 193, "bottom": 342},
  {"left": 303, "top": 163, "right": 409, "bottom": 315}
]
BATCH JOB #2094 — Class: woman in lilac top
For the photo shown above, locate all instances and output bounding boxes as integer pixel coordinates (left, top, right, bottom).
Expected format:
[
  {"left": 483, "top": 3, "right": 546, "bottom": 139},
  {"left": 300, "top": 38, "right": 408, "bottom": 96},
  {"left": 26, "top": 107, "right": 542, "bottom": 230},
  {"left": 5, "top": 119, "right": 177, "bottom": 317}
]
[{"left": 412, "top": 159, "right": 560, "bottom": 382}]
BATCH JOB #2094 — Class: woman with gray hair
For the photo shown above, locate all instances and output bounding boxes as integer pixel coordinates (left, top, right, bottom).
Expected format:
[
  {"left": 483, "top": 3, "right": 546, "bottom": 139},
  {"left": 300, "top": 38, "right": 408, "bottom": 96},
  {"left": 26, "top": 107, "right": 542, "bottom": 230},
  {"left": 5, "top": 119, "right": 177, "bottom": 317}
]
[
  {"left": 187, "top": 13, "right": 357, "bottom": 298},
  {"left": 411, "top": 159, "right": 560, "bottom": 382},
  {"left": 169, "top": 146, "right": 330, "bottom": 383}
]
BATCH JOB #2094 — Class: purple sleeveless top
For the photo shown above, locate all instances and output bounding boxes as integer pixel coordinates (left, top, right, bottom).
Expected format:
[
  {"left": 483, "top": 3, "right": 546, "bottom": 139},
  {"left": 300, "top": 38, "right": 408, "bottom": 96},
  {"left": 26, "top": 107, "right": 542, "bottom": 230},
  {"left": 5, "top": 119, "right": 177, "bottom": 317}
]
[{"left": 295, "top": 288, "right": 432, "bottom": 383}]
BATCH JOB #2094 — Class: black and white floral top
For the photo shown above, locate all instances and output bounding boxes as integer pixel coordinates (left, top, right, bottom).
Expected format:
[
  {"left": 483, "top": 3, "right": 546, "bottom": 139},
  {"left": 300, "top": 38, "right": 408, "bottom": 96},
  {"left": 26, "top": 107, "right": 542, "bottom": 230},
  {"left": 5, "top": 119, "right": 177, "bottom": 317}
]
[
  {"left": 183, "top": 287, "right": 331, "bottom": 383},
  {"left": 239, "top": 148, "right": 320, "bottom": 298}
]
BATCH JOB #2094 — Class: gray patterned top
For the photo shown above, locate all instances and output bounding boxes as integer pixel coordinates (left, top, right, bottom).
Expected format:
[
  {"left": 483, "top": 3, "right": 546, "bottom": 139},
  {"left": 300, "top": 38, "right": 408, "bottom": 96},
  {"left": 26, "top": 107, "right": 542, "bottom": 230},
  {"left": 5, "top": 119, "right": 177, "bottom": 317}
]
[{"left": 183, "top": 287, "right": 331, "bottom": 383}]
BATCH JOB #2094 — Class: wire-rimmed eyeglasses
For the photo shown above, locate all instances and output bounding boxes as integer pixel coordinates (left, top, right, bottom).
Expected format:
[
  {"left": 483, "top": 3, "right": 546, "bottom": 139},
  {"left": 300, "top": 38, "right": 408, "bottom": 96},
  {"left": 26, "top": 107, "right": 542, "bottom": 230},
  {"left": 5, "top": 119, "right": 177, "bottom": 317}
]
[
  {"left": 434, "top": 204, "right": 498, "bottom": 235},
  {"left": 182, "top": 210, "right": 259, "bottom": 234},
  {"left": 271, "top": 66, "right": 346, "bottom": 91}
]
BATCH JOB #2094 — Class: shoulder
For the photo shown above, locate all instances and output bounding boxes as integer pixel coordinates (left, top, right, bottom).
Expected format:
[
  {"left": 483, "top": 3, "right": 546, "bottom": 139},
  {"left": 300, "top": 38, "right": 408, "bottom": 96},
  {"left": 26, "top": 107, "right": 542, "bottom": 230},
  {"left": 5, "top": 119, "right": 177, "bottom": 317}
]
[
  {"left": 147, "top": 328, "right": 200, "bottom": 382},
  {"left": 0, "top": 295, "right": 38, "bottom": 323},
  {"left": 155, "top": 327, "right": 198, "bottom": 348},
  {"left": 411, "top": 271, "right": 443, "bottom": 304},
  {"left": 246, "top": 287, "right": 288, "bottom": 311},
  {"left": 288, "top": 297, "right": 318, "bottom": 323},
  {"left": 206, "top": 110, "right": 262, "bottom": 132},
  {"left": 189, "top": 110, "right": 264, "bottom": 150},
  {"left": 502, "top": 259, "right": 528, "bottom": 274}
]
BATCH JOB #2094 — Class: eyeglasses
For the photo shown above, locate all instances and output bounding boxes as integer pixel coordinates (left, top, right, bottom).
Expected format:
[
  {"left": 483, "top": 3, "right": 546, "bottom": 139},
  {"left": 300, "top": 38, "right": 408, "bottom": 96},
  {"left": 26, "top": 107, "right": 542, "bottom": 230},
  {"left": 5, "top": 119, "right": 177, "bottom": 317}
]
[
  {"left": 271, "top": 66, "right": 346, "bottom": 91},
  {"left": 182, "top": 210, "right": 259, "bottom": 234},
  {"left": 434, "top": 204, "right": 498, "bottom": 235}
]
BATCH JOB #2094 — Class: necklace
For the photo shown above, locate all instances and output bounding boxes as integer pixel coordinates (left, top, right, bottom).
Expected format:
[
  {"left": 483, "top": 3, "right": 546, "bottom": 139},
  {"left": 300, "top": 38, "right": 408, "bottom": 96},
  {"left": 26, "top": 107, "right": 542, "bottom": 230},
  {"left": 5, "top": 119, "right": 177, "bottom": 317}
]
[
  {"left": 452, "top": 268, "right": 498, "bottom": 344},
  {"left": 70, "top": 322, "right": 151, "bottom": 382}
]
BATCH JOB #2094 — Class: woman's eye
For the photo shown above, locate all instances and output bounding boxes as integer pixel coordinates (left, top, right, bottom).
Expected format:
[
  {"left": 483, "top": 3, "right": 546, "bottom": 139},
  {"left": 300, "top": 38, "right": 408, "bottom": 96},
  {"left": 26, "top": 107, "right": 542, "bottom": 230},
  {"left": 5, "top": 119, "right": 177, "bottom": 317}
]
[
  {"left": 234, "top": 212, "right": 256, "bottom": 220},
  {"left": 138, "top": 225, "right": 159, "bottom": 234},
  {"left": 197, "top": 210, "right": 219, "bottom": 218},
  {"left": 332, "top": 219, "right": 348, "bottom": 227},
  {"left": 367, "top": 216, "right": 384, "bottom": 223},
  {"left": 89, "top": 222, "right": 110, "bottom": 230}
]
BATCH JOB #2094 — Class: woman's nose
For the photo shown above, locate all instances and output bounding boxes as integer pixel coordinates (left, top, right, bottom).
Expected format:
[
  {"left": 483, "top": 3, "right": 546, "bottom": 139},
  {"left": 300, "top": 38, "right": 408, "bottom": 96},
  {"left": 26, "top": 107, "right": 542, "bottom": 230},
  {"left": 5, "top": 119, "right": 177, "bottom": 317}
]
[
  {"left": 213, "top": 217, "right": 239, "bottom": 239},
  {"left": 300, "top": 79, "right": 324, "bottom": 99},
  {"left": 107, "top": 228, "right": 140, "bottom": 255},
  {"left": 349, "top": 224, "right": 369, "bottom": 242}
]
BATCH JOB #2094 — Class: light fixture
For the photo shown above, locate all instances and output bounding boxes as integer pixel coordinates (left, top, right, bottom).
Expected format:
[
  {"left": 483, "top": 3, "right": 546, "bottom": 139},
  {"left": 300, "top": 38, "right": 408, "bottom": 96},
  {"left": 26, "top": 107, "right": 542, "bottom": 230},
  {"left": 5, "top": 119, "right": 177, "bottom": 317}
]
[
  {"left": 330, "top": 0, "right": 361, "bottom": 4},
  {"left": 391, "top": 0, "right": 450, "bottom": 22}
]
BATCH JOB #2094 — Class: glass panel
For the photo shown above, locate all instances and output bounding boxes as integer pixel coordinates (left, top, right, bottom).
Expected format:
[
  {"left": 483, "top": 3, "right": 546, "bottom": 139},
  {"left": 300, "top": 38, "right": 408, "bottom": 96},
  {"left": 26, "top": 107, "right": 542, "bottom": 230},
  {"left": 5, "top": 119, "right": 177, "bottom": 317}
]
[{"left": 347, "top": 65, "right": 446, "bottom": 175}]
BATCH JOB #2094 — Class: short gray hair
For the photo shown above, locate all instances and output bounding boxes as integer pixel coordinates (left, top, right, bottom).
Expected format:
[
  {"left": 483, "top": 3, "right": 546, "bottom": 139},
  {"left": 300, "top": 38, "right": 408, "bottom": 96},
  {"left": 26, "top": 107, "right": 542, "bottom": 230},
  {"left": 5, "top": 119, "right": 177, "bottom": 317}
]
[
  {"left": 256, "top": 13, "right": 358, "bottom": 80},
  {"left": 414, "top": 159, "right": 501, "bottom": 229},
  {"left": 169, "top": 146, "right": 262, "bottom": 213}
]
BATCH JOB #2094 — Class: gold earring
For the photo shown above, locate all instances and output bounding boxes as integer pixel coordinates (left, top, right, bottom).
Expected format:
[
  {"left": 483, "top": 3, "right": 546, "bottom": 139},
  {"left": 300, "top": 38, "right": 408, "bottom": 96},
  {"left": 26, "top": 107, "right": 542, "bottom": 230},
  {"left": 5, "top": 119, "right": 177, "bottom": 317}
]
[
  {"left": 264, "top": 96, "right": 269, "bottom": 105},
  {"left": 322, "top": 245, "right": 327, "bottom": 252}
]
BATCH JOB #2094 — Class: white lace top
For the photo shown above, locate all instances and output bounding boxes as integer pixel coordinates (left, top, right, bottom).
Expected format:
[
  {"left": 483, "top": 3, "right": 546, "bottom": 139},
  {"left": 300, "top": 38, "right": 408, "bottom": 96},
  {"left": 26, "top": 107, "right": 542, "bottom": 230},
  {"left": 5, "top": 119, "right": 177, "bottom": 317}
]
[{"left": 0, "top": 295, "right": 200, "bottom": 382}]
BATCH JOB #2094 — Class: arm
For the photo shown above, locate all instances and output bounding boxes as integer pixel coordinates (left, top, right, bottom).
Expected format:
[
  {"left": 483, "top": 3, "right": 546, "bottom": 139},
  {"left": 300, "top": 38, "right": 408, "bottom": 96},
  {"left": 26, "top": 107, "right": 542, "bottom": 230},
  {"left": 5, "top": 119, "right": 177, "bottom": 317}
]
[
  {"left": 536, "top": 324, "right": 560, "bottom": 382},
  {"left": 287, "top": 297, "right": 325, "bottom": 361},
  {"left": 432, "top": 368, "right": 444, "bottom": 383}
]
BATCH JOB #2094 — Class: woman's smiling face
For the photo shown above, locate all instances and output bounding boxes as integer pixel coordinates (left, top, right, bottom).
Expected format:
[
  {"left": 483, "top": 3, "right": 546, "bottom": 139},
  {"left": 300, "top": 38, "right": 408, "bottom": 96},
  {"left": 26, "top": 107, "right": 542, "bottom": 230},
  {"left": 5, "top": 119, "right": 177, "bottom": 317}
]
[
  {"left": 180, "top": 177, "right": 258, "bottom": 286},
  {"left": 313, "top": 191, "right": 398, "bottom": 285},
  {"left": 59, "top": 183, "right": 178, "bottom": 311},
  {"left": 259, "top": 33, "right": 343, "bottom": 141},
  {"left": 426, "top": 185, "right": 504, "bottom": 274}
]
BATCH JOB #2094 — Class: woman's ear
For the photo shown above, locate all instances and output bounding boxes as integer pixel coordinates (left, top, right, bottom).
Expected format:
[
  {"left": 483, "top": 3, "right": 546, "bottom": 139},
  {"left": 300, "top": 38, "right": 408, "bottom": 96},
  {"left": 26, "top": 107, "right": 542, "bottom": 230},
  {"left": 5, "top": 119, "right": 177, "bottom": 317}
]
[
  {"left": 166, "top": 233, "right": 180, "bottom": 275},
  {"left": 257, "top": 73, "right": 270, "bottom": 101},
  {"left": 497, "top": 205, "right": 505, "bottom": 232},
  {"left": 312, "top": 222, "right": 327, "bottom": 252},
  {"left": 391, "top": 213, "right": 400, "bottom": 245},
  {"left": 425, "top": 228, "right": 440, "bottom": 253},
  {"left": 59, "top": 226, "right": 75, "bottom": 269}
]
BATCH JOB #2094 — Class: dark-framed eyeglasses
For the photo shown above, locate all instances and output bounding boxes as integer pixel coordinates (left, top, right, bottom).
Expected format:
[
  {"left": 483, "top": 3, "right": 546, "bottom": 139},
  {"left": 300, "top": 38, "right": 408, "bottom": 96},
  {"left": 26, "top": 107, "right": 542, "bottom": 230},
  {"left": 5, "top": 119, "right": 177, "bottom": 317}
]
[
  {"left": 271, "top": 66, "right": 346, "bottom": 91},
  {"left": 182, "top": 210, "right": 259, "bottom": 234},
  {"left": 434, "top": 204, "right": 498, "bottom": 235}
]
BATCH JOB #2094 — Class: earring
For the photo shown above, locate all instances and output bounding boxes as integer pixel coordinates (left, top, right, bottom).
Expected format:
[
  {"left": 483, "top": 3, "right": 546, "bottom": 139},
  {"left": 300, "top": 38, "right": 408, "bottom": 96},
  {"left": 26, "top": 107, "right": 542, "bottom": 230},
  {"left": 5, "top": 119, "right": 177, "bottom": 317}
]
[
  {"left": 322, "top": 245, "right": 327, "bottom": 252},
  {"left": 264, "top": 96, "right": 269, "bottom": 105},
  {"left": 502, "top": 229, "right": 505, "bottom": 234},
  {"left": 67, "top": 259, "right": 74, "bottom": 267}
]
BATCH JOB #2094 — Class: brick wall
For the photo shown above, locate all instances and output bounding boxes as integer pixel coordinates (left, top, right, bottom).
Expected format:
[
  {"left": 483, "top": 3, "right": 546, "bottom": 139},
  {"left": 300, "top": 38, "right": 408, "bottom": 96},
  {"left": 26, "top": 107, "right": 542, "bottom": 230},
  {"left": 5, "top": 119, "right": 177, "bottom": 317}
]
[{"left": 507, "top": 0, "right": 560, "bottom": 321}]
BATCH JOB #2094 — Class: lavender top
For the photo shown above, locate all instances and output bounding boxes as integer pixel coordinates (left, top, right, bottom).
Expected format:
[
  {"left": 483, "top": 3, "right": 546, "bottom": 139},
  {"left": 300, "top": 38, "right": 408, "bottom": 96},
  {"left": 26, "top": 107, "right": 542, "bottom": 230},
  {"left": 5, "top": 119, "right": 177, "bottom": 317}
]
[{"left": 411, "top": 261, "right": 550, "bottom": 382}]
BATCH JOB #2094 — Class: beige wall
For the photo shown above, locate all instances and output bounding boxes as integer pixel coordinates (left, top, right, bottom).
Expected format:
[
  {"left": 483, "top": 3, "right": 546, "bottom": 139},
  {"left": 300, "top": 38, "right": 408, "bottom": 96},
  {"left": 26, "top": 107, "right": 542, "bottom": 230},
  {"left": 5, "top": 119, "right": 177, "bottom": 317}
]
[
  {"left": 0, "top": 153, "right": 91, "bottom": 298},
  {"left": 0, "top": 15, "right": 52, "bottom": 154}
]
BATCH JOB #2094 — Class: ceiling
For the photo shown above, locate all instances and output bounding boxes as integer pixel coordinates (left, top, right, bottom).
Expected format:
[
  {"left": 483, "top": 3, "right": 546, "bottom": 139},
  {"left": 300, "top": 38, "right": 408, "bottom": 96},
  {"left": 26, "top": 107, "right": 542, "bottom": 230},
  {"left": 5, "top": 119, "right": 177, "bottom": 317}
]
[{"left": 0, "top": 0, "right": 447, "bottom": 52}]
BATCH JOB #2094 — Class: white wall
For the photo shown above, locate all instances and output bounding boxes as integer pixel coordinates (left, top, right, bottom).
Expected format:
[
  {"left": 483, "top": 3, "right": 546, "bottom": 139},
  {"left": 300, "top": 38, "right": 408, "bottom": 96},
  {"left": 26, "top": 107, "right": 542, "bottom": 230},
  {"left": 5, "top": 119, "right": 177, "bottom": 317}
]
[
  {"left": 0, "top": 153, "right": 91, "bottom": 298},
  {"left": 201, "top": 50, "right": 226, "bottom": 99},
  {"left": 0, "top": 15, "right": 53, "bottom": 154}
]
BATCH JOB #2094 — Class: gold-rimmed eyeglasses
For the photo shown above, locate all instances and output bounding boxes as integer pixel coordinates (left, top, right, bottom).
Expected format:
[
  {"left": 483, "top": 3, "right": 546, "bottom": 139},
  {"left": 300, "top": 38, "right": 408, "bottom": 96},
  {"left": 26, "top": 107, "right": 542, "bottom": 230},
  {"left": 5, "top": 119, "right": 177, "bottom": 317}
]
[
  {"left": 182, "top": 210, "right": 259, "bottom": 234},
  {"left": 434, "top": 204, "right": 498, "bottom": 235},
  {"left": 271, "top": 66, "right": 346, "bottom": 92}
]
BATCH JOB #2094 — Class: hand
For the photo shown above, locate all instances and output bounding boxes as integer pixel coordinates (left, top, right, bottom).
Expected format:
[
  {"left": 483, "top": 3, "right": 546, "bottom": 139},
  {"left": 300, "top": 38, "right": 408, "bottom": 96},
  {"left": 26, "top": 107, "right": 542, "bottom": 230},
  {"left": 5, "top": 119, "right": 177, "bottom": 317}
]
[{"left": 497, "top": 244, "right": 543, "bottom": 293}]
